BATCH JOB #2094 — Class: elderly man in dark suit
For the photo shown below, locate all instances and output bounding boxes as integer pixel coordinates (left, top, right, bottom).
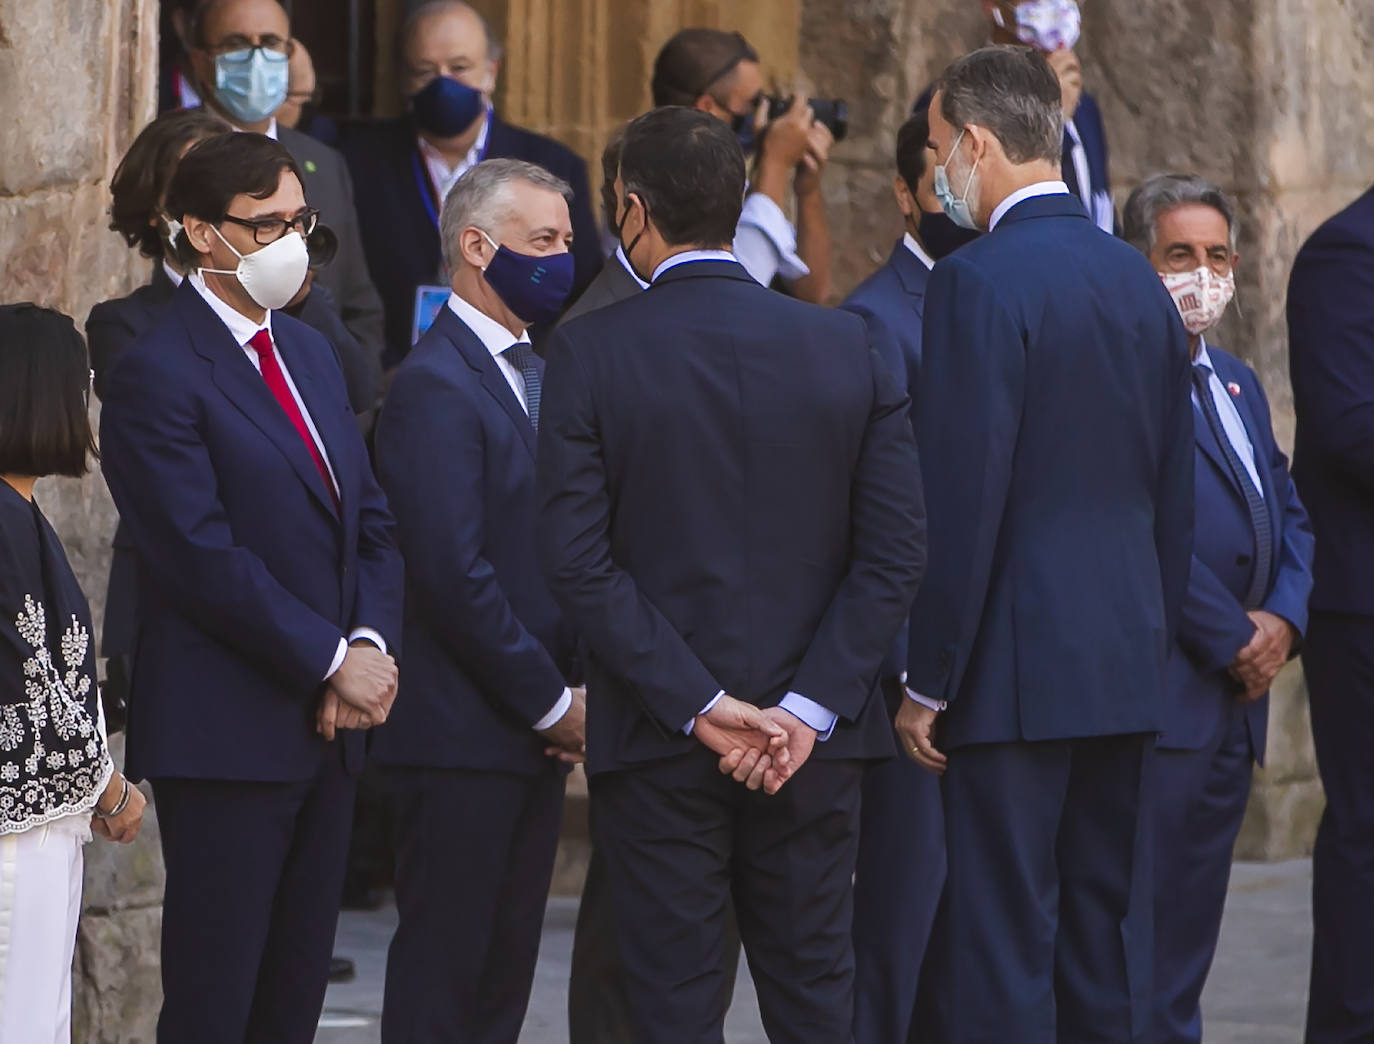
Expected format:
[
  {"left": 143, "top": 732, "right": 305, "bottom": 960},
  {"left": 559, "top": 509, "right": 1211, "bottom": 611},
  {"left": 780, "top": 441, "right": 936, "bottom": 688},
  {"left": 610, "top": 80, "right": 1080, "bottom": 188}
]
[
  {"left": 839, "top": 106, "right": 945, "bottom": 1044},
  {"left": 99, "top": 132, "right": 403, "bottom": 1044},
  {"left": 901, "top": 48, "right": 1194, "bottom": 1042},
  {"left": 187, "top": 0, "right": 387, "bottom": 388},
  {"left": 1288, "top": 175, "right": 1374, "bottom": 1044},
  {"left": 371, "top": 157, "right": 585, "bottom": 1043},
  {"left": 1125, "top": 174, "right": 1313, "bottom": 1044},
  {"left": 340, "top": 0, "right": 601, "bottom": 368},
  {"left": 537, "top": 106, "right": 926, "bottom": 1044}
]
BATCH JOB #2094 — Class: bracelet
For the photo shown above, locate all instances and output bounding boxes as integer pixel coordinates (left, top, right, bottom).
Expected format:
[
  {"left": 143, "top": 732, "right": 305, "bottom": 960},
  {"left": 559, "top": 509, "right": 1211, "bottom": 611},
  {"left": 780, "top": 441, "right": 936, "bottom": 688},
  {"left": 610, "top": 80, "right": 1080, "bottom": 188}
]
[{"left": 95, "top": 775, "right": 130, "bottom": 819}]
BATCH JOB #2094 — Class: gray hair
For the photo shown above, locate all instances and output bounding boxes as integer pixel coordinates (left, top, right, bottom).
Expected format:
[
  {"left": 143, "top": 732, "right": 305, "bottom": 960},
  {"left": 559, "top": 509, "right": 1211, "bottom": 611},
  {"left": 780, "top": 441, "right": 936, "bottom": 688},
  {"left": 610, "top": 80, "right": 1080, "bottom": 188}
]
[
  {"left": 1123, "top": 173, "right": 1237, "bottom": 256},
  {"left": 399, "top": 0, "right": 503, "bottom": 65},
  {"left": 935, "top": 46, "right": 1063, "bottom": 165},
  {"left": 440, "top": 158, "right": 573, "bottom": 272}
]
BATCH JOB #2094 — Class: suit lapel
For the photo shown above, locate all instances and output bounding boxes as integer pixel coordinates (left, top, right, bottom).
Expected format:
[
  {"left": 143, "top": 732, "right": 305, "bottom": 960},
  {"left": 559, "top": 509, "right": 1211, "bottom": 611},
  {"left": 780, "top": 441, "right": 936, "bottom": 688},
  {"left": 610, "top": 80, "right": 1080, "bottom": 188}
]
[
  {"left": 276, "top": 326, "right": 348, "bottom": 521},
  {"left": 179, "top": 286, "right": 340, "bottom": 520},
  {"left": 1216, "top": 359, "right": 1284, "bottom": 574},
  {"left": 440, "top": 308, "right": 538, "bottom": 458}
]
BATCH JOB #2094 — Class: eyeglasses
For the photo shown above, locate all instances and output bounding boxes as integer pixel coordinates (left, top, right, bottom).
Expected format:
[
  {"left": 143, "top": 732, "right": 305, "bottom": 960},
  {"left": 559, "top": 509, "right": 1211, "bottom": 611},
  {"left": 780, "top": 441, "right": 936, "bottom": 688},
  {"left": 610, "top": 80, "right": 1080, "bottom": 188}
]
[
  {"left": 221, "top": 208, "right": 320, "bottom": 246},
  {"left": 205, "top": 35, "right": 293, "bottom": 59}
]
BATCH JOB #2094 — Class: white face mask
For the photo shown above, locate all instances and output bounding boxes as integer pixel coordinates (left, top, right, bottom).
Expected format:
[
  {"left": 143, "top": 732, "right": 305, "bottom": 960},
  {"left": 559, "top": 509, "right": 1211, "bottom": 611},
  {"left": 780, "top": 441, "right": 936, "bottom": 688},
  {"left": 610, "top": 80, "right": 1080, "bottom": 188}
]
[
  {"left": 202, "top": 226, "right": 309, "bottom": 311},
  {"left": 1160, "top": 266, "right": 1236, "bottom": 336}
]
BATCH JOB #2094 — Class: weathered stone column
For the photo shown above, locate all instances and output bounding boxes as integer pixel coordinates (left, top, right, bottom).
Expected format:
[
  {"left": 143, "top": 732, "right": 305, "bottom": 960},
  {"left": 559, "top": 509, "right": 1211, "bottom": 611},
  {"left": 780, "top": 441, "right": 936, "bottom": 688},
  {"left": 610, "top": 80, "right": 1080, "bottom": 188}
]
[{"left": 0, "top": 0, "right": 162, "bottom": 1039}]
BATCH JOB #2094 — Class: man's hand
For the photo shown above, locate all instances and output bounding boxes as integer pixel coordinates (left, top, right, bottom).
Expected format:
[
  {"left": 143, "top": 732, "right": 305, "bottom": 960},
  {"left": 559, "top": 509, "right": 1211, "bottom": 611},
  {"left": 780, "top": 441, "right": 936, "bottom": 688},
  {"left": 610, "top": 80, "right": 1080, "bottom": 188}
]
[
  {"left": 754, "top": 92, "right": 816, "bottom": 205},
  {"left": 718, "top": 705, "right": 817, "bottom": 794},
  {"left": 1230, "top": 611, "right": 1296, "bottom": 702},
  {"left": 330, "top": 641, "right": 398, "bottom": 726},
  {"left": 793, "top": 119, "right": 834, "bottom": 197},
  {"left": 1046, "top": 47, "right": 1083, "bottom": 121},
  {"left": 317, "top": 687, "right": 374, "bottom": 740},
  {"left": 895, "top": 694, "right": 946, "bottom": 775},
  {"left": 694, "top": 694, "right": 791, "bottom": 791},
  {"left": 542, "top": 686, "right": 587, "bottom": 765}
]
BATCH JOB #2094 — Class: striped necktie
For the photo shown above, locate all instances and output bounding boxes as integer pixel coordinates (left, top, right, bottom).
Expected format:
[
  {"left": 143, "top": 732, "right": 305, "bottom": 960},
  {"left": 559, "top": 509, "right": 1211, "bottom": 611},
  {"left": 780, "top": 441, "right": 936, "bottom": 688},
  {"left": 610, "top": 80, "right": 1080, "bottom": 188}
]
[{"left": 504, "top": 343, "right": 541, "bottom": 432}]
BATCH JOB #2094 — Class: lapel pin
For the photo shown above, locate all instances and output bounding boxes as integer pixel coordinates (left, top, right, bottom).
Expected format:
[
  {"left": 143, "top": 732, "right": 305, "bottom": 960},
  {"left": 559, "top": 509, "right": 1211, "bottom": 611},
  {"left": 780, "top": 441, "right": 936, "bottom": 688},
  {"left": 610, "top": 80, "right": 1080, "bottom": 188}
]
[
  {"left": 304, "top": 160, "right": 318, "bottom": 174},
  {"left": 1227, "top": 381, "right": 1242, "bottom": 397}
]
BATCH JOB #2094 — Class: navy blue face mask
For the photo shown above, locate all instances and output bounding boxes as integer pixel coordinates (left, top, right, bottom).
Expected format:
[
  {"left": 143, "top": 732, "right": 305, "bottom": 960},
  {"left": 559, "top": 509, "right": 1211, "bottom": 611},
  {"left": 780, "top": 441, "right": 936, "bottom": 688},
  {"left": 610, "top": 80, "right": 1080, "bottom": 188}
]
[
  {"left": 479, "top": 230, "right": 575, "bottom": 326},
  {"left": 411, "top": 75, "right": 485, "bottom": 138}
]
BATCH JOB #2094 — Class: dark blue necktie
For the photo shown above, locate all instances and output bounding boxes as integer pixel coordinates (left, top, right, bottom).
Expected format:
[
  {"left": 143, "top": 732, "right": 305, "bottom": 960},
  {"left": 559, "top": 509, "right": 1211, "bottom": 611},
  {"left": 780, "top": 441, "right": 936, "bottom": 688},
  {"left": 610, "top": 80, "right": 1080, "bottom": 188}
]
[
  {"left": 1061, "top": 128, "right": 1084, "bottom": 204},
  {"left": 1192, "top": 363, "right": 1272, "bottom": 608},
  {"left": 505, "top": 343, "right": 541, "bottom": 432}
]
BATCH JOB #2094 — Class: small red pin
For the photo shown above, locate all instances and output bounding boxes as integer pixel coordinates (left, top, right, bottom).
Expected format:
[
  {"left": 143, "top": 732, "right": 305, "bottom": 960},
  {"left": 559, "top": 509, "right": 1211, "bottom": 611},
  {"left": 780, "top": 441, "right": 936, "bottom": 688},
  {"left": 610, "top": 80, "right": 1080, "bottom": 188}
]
[{"left": 1227, "top": 382, "right": 1242, "bottom": 397}]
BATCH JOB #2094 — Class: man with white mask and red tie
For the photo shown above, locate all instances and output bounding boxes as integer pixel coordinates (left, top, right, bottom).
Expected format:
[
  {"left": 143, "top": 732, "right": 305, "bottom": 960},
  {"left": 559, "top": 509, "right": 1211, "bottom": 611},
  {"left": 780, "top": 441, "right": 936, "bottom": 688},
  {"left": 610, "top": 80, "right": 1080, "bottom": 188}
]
[
  {"left": 100, "top": 131, "right": 403, "bottom": 1044},
  {"left": 1124, "top": 173, "right": 1313, "bottom": 1044}
]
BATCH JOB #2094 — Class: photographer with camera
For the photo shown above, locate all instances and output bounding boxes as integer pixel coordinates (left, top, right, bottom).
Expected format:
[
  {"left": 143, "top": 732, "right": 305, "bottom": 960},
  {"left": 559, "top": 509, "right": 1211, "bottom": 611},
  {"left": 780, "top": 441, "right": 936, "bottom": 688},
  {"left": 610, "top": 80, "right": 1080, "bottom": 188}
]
[{"left": 651, "top": 28, "right": 842, "bottom": 304}]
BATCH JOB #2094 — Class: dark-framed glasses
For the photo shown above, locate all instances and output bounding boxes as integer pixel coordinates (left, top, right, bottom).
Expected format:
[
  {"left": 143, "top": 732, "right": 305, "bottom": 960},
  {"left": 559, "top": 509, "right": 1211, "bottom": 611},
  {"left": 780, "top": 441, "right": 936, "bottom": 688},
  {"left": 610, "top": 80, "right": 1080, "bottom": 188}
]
[{"left": 221, "top": 208, "right": 320, "bottom": 246}]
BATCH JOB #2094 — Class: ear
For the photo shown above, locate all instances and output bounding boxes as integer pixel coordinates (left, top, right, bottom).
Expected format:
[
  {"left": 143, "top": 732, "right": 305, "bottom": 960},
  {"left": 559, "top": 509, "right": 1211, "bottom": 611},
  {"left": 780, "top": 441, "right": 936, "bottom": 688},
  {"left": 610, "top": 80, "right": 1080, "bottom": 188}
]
[
  {"left": 459, "top": 226, "right": 492, "bottom": 270},
  {"left": 893, "top": 175, "right": 915, "bottom": 218},
  {"left": 485, "top": 59, "right": 500, "bottom": 94},
  {"left": 1230, "top": 253, "right": 1241, "bottom": 276},
  {"left": 693, "top": 94, "right": 719, "bottom": 117},
  {"left": 965, "top": 124, "right": 998, "bottom": 165},
  {"left": 182, "top": 215, "right": 217, "bottom": 258}
]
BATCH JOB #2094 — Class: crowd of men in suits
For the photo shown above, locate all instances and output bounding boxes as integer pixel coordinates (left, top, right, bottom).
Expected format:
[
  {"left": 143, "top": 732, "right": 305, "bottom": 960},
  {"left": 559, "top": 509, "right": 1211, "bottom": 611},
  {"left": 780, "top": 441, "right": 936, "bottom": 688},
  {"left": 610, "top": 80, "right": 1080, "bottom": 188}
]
[{"left": 57, "top": 0, "right": 1374, "bottom": 1041}]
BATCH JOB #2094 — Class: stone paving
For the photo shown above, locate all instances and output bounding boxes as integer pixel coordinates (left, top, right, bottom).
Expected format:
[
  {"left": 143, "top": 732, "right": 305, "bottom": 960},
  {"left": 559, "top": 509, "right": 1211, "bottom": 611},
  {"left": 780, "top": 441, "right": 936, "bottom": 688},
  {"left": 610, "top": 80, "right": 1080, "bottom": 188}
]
[{"left": 316, "top": 859, "right": 1313, "bottom": 1043}]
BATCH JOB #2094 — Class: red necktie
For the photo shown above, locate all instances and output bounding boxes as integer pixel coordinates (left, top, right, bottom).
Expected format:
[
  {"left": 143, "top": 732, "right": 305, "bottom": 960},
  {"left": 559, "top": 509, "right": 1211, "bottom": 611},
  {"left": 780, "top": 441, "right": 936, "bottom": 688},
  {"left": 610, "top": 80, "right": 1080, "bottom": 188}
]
[{"left": 247, "top": 329, "right": 339, "bottom": 510}]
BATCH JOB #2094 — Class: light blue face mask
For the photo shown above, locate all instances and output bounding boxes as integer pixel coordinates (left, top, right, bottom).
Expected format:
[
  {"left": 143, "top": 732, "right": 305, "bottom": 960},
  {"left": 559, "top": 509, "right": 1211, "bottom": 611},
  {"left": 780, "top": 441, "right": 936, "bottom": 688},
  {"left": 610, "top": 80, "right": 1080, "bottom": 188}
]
[
  {"left": 213, "top": 46, "right": 290, "bottom": 124},
  {"left": 933, "top": 128, "right": 982, "bottom": 231}
]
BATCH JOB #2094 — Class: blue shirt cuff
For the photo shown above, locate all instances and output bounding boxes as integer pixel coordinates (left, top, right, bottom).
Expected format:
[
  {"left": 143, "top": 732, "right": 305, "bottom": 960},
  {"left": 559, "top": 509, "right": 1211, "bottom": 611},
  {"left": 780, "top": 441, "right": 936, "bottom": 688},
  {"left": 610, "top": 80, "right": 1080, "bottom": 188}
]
[
  {"left": 684, "top": 690, "right": 726, "bottom": 735},
  {"left": 778, "top": 691, "right": 837, "bottom": 741}
]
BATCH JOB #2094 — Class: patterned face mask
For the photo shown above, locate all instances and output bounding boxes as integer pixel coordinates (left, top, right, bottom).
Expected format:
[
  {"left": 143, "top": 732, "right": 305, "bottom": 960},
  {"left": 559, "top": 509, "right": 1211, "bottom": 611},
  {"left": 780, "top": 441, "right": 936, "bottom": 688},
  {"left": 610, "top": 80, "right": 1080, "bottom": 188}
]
[
  {"left": 1160, "top": 266, "right": 1236, "bottom": 336},
  {"left": 994, "top": 0, "right": 1082, "bottom": 52}
]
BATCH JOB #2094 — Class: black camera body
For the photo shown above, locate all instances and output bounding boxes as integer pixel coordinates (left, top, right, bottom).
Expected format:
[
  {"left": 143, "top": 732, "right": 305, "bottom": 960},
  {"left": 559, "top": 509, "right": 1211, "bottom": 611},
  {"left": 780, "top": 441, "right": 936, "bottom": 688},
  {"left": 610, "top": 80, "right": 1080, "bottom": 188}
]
[{"left": 765, "top": 94, "right": 849, "bottom": 142}]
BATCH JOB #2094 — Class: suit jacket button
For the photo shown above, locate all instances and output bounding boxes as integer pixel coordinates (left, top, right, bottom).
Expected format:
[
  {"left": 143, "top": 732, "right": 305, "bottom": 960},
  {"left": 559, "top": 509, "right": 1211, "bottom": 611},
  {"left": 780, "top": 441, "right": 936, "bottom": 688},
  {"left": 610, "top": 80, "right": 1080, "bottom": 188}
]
[{"left": 1236, "top": 554, "right": 1251, "bottom": 566}]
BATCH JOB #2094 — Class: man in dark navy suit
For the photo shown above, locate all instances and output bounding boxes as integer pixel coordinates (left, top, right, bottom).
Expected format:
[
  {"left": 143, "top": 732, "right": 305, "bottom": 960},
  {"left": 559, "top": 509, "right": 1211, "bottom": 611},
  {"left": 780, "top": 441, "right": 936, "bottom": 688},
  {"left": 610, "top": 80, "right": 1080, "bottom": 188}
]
[
  {"left": 340, "top": 0, "right": 601, "bottom": 368},
  {"left": 99, "top": 133, "right": 404, "bottom": 1044},
  {"left": 840, "top": 107, "right": 946, "bottom": 1044},
  {"left": 1125, "top": 174, "right": 1313, "bottom": 1044},
  {"left": 914, "top": 0, "right": 1115, "bottom": 260},
  {"left": 536, "top": 106, "right": 926, "bottom": 1044},
  {"left": 899, "top": 49, "right": 1194, "bottom": 1042},
  {"left": 1288, "top": 176, "right": 1374, "bottom": 1043},
  {"left": 372, "top": 158, "right": 585, "bottom": 1043}
]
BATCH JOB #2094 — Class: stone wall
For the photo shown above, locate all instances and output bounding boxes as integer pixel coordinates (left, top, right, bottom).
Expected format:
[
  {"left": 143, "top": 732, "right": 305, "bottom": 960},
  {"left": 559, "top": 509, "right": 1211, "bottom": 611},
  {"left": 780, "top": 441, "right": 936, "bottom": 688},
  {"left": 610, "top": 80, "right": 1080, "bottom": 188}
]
[{"left": 0, "top": 0, "right": 163, "bottom": 1039}]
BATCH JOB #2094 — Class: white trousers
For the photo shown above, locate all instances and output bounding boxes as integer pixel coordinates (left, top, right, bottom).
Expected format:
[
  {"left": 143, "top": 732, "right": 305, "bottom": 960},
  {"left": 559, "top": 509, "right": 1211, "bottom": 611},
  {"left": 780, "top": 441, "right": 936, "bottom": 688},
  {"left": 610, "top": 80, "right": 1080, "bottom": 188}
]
[{"left": 0, "top": 823, "right": 85, "bottom": 1044}]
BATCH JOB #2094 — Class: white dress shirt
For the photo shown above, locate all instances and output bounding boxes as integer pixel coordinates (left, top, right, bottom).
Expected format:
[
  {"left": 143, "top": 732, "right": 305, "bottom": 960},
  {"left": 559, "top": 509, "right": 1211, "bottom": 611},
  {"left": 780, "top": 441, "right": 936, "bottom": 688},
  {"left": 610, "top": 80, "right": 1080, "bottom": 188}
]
[
  {"left": 1194, "top": 339, "right": 1264, "bottom": 496},
  {"left": 988, "top": 180, "right": 1071, "bottom": 231},
  {"left": 162, "top": 260, "right": 185, "bottom": 287},
  {"left": 444, "top": 291, "right": 573, "bottom": 731},
  {"left": 902, "top": 232, "right": 937, "bottom": 272},
  {"left": 188, "top": 271, "right": 385, "bottom": 678},
  {"left": 617, "top": 245, "right": 650, "bottom": 290},
  {"left": 654, "top": 250, "right": 838, "bottom": 740},
  {"left": 733, "top": 192, "right": 810, "bottom": 287},
  {"left": 419, "top": 109, "right": 491, "bottom": 204}
]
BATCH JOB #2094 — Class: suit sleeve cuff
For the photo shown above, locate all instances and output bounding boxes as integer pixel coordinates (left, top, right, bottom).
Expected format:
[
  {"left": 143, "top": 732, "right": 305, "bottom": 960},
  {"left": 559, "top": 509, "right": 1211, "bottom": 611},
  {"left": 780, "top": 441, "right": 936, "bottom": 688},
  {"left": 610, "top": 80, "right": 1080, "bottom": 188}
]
[
  {"left": 684, "top": 690, "right": 726, "bottom": 736},
  {"left": 533, "top": 688, "right": 574, "bottom": 732},
  {"left": 323, "top": 637, "right": 349, "bottom": 681},
  {"left": 348, "top": 627, "right": 387, "bottom": 655},
  {"left": 778, "top": 691, "right": 837, "bottom": 741},
  {"left": 906, "top": 687, "right": 947, "bottom": 712}
]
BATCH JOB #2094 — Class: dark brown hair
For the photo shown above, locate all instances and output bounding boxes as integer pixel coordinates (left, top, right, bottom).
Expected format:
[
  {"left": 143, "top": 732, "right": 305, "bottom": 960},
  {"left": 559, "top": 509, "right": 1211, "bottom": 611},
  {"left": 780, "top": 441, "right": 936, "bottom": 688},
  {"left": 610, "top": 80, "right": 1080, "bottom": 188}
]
[
  {"left": 109, "top": 108, "right": 232, "bottom": 261},
  {"left": 600, "top": 127, "right": 625, "bottom": 225},
  {"left": 0, "top": 304, "right": 96, "bottom": 478},
  {"left": 651, "top": 28, "right": 758, "bottom": 108},
  {"left": 163, "top": 132, "right": 305, "bottom": 266},
  {"left": 896, "top": 110, "right": 930, "bottom": 194}
]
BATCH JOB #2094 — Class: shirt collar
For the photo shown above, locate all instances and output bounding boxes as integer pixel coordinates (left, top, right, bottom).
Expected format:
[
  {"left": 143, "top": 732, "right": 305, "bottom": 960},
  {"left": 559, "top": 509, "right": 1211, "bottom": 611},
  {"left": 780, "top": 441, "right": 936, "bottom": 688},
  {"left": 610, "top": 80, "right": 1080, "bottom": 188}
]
[
  {"left": 1064, "top": 117, "right": 1082, "bottom": 146},
  {"left": 446, "top": 289, "right": 529, "bottom": 359},
  {"left": 230, "top": 117, "right": 279, "bottom": 140},
  {"left": 162, "top": 259, "right": 185, "bottom": 288},
  {"left": 1194, "top": 336, "right": 1213, "bottom": 372},
  {"left": 188, "top": 270, "right": 272, "bottom": 347},
  {"left": 988, "top": 180, "right": 1071, "bottom": 231},
  {"left": 901, "top": 232, "right": 936, "bottom": 271},
  {"left": 417, "top": 108, "right": 492, "bottom": 174},
  {"left": 616, "top": 245, "right": 649, "bottom": 290},
  {"left": 651, "top": 249, "right": 737, "bottom": 283}
]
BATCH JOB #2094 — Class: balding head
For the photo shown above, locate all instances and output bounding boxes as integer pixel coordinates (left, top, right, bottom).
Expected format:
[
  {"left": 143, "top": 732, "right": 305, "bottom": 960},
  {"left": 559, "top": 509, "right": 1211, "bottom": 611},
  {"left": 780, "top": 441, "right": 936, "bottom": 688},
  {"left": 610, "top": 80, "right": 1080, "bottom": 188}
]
[{"left": 399, "top": 1, "right": 501, "bottom": 99}]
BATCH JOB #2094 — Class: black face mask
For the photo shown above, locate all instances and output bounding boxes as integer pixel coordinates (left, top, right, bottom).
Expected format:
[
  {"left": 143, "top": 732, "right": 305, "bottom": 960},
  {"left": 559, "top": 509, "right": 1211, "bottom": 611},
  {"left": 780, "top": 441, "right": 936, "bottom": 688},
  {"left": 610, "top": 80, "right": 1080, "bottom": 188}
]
[
  {"left": 731, "top": 109, "right": 758, "bottom": 156},
  {"left": 616, "top": 196, "right": 650, "bottom": 285},
  {"left": 918, "top": 208, "right": 982, "bottom": 261}
]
